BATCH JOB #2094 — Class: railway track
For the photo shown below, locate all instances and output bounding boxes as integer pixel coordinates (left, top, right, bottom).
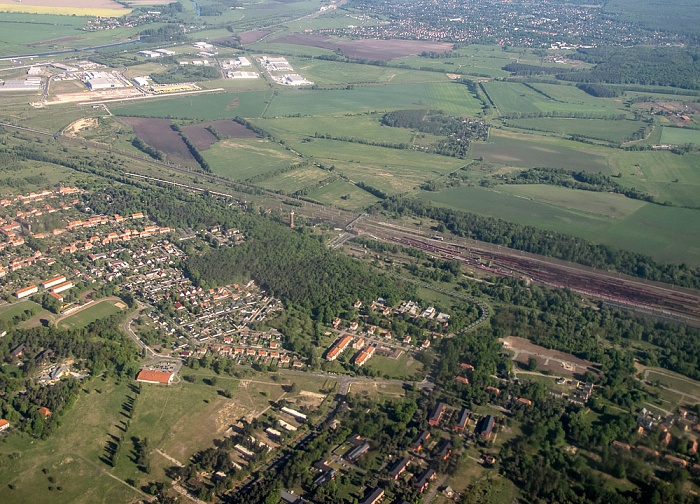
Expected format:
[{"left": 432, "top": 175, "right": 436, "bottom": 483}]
[{"left": 354, "top": 219, "right": 700, "bottom": 326}]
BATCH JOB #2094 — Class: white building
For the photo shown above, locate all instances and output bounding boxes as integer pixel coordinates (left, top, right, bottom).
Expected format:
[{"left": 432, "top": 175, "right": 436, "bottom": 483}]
[
  {"left": 51, "top": 281, "right": 73, "bottom": 294},
  {"left": 15, "top": 285, "right": 38, "bottom": 299}
]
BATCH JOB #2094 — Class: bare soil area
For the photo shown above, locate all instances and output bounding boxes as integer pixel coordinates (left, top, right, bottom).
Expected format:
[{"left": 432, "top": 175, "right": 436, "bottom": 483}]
[
  {"left": 122, "top": 117, "right": 197, "bottom": 166},
  {"left": 239, "top": 30, "right": 270, "bottom": 45},
  {"left": 502, "top": 336, "right": 599, "bottom": 377},
  {"left": 269, "top": 34, "right": 453, "bottom": 61}
]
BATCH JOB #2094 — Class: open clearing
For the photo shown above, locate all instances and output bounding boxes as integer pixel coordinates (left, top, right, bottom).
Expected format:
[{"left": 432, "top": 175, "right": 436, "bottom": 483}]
[
  {"left": 204, "top": 138, "right": 301, "bottom": 180},
  {"left": 269, "top": 34, "right": 453, "bottom": 61},
  {"left": 502, "top": 336, "right": 599, "bottom": 376}
]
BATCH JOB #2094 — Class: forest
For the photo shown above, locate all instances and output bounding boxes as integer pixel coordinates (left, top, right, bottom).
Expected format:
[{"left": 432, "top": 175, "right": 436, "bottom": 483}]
[{"left": 185, "top": 221, "right": 415, "bottom": 322}]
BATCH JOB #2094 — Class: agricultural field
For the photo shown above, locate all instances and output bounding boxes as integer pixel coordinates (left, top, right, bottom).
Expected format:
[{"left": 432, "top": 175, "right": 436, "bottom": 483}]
[
  {"left": 292, "top": 138, "right": 466, "bottom": 194},
  {"left": 504, "top": 117, "right": 643, "bottom": 143},
  {"left": 266, "top": 34, "right": 453, "bottom": 61},
  {"left": 606, "top": 150, "right": 700, "bottom": 208},
  {"left": 110, "top": 91, "right": 270, "bottom": 121},
  {"left": 660, "top": 126, "right": 700, "bottom": 145},
  {"left": 0, "top": 0, "right": 128, "bottom": 16},
  {"left": 483, "top": 81, "right": 623, "bottom": 116},
  {"left": 421, "top": 185, "right": 700, "bottom": 265},
  {"left": 203, "top": 138, "right": 302, "bottom": 181},
  {"left": 254, "top": 114, "right": 417, "bottom": 145},
  {"left": 58, "top": 300, "right": 124, "bottom": 329},
  {"left": 287, "top": 58, "right": 451, "bottom": 86},
  {"left": 121, "top": 117, "right": 197, "bottom": 166},
  {"left": 469, "top": 130, "right": 611, "bottom": 173},
  {"left": 263, "top": 82, "right": 483, "bottom": 117}
]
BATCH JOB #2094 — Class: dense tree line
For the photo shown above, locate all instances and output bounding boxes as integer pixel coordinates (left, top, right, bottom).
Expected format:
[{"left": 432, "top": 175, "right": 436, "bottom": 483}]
[
  {"left": 375, "top": 196, "right": 700, "bottom": 289},
  {"left": 170, "top": 124, "right": 211, "bottom": 172},
  {"left": 131, "top": 137, "right": 165, "bottom": 161},
  {"left": 576, "top": 82, "right": 621, "bottom": 98},
  {"left": 563, "top": 47, "right": 700, "bottom": 90}
]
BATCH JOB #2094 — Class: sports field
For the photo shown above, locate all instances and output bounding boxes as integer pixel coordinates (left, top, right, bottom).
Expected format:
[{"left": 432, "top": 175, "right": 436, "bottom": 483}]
[
  {"left": 59, "top": 300, "right": 123, "bottom": 329},
  {"left": 263, "top": 82, "right": 482, "bottom": 117},
  {"left": 110, "top": 91, "right": 270, "bottom": 121}
]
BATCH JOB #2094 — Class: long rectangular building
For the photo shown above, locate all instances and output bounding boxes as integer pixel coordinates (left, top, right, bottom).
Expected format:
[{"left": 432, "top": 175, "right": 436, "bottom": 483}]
[
  {"left": 15, "top": 285, "right": 38, "bottom": 299},
  {"left": 326, "top": 335, "right": 353, "bottom": 361},
  {"left": 51, "top": 281, "right": 73, "bottom": 294},
  {"left": 42, "top": 275, "right": 67, "bottom": 289}
]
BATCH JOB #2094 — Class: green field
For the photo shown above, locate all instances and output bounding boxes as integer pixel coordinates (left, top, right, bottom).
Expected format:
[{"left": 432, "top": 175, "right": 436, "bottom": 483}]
[
  {"left": 422, "top": 185, "right": 700, "bottom": 265},
  {"left": 0, "top": 380, "right": 147, "bottom": 504},
  {"left": 659, "top": 126, "right": 700, "bottom": 145},
  {"left": 306, "top": 179, "right": 382, "bottom": 210},
  {"left": 645, "top": 369, "right": 700, "bottom": 402},
  {"left": 505, "top": 117, "right": 642, "bottom": 143},
  {"left": 263, "top": 82, "right": 483, "bottom": 117},
  {"left": 483, "top": 81, "right": 622, "bottom": 116},
  {"left": 607, "top": 150, "right": 700, "bottom": 208},
  {"left": 254, "top": 114, "right": 417, "bottom": 145},
  {"left": 203, "top": 138, "right": 302, "bottom": 180},
  {"left": 59, "top": 301, "right": 123, "bottom": 329},
  {"left": 259, "top": 165, "right": 334, "bottom": 193},
  {"left": 289, "top": 58, "right": 451, "bottom": 86},
  {"left": 0, "top": 300, "right": 41, "bottom": 324},
  {"left": 470, "top": 130, "right": 611, "bottom": 173},
  {"left": 110, "top": 91, "right": 270, "bottom": 120},
  {"left": 292, "top": 138, "right": 466, "bottom": 194}
]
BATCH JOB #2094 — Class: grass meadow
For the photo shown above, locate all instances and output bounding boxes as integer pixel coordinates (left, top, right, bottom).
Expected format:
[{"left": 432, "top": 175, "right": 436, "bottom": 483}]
[
  {"left": 289, "top": 58, "right": 452, "bottom": 86},
  {"left": 504, "top": 117, "right": 643, "bottom": 143},
  {"left": 469, "top": 130, "right": 611, "bottom": 172},
  {"left": 659, "top": 126, "right": 700, "bottom": 145},
  {"left": 421, "top": 184, "right": 700, "bottom": 265},
  {"left": 263, "top": 82, "right": 483, "bottom": 117},
  {"left": 203, "top": 138, "right": 301, "bottom": 180},
  {"left": 306, "top": 179, "right": 382, "bottom": 210},
  {"left": 483, "top": 81, "right": 623, "bottom": 116},
  {"left": 259, "top": 165, "right": 334, "bottom": 193},
  {"left": 292, "top": 138, "right": 465, "bottom": 194},
  {"left": 254, "top": 114, "right": 417, "bottom": 145}
]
